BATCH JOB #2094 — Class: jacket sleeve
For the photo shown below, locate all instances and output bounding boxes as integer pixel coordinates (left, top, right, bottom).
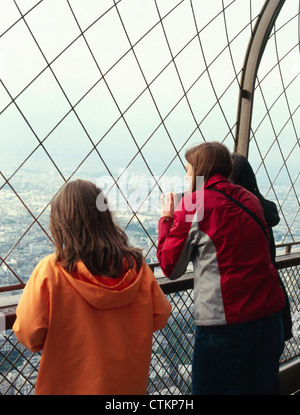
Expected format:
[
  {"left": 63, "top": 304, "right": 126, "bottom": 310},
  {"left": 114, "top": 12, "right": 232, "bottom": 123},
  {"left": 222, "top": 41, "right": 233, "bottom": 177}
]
[
  {"left": 13, "top": 266, "right": 49, "bottom": 353},
  {"left": 258, "top": 195, "right": 280, "bottom": 227},
  {"left": 157, "top": 201, "right": 197, "bottom": 280},
  {"left": 151, "top": 277, "right": 172, "bottom": 332}
]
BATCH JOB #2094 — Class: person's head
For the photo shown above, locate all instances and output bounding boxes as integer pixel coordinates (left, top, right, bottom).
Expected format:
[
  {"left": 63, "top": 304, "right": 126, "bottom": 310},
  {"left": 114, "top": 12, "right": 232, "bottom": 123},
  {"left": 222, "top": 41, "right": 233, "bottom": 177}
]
[
  {"left": 49, "top": 179, "right": 143, "bottom": 277},
  {"left": 185, "top": 141, "right": 233, "bottom": 191},
  {"left": 230, "top": 153, "right": 259, "bottom": 196}
]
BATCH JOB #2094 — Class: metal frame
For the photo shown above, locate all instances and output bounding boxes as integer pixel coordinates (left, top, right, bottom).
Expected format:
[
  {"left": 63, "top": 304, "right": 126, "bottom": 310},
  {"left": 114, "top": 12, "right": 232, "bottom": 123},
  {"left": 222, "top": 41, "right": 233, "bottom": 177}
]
[{"left": 235, "top": 0, "right": 286, "bottom": 157}]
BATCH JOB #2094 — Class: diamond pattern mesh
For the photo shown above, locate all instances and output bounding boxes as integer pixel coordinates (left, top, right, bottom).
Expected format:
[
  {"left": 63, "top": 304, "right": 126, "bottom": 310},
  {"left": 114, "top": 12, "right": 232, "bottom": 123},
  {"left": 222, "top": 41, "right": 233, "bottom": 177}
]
[
  {"left": 0, "top": 0, "right": 300, "bottom": 395},
  {"left": 249, "top": 0, "right": 300, "bottom": 245},
  {"left": 0, "top": 329, "right": 40, "bottom": 395},
  {"left": 0, "top": 0, "right": 263, "bottom": 289},
  {"left": 1, "top": 1, "right": 299, "bottom": 289}
]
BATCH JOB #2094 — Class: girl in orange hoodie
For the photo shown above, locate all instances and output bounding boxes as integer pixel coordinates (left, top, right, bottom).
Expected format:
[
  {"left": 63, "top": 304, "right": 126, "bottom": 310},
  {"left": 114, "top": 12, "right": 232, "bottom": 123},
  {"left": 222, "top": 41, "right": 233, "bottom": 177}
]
[{"left": 13, "top": 179, "right": 171, "bottom": 395}]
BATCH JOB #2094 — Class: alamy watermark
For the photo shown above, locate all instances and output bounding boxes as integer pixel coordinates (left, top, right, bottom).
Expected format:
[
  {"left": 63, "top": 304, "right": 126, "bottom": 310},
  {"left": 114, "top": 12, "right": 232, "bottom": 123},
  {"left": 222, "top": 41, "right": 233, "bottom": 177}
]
[{"left": 95, "top": 170, "right": 204, "bottom": 222}]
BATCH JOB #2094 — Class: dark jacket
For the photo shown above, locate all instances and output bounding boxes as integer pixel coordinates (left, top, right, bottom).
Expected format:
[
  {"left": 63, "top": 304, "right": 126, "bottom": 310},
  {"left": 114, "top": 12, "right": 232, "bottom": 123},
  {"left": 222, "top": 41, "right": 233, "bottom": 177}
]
[
  {"left": 257, "top": 194, "right": 293, "bottom": 340},
  {"left": 257, "top": 195, "right": 279, "bottom": 265}
]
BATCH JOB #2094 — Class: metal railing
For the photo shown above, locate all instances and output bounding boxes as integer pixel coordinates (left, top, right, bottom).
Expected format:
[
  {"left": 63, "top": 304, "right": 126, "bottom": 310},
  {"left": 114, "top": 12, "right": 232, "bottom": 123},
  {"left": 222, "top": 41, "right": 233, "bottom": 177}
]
[{"left": 1, "top": 243, "right": 299, "bottom": 395}]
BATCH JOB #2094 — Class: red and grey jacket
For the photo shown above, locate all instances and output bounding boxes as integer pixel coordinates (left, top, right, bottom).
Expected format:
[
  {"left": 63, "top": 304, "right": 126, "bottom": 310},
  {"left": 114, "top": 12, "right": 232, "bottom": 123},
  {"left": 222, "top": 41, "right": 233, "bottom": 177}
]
[{"left": 157, "top": 174, "right": 285, "bottom": 326}]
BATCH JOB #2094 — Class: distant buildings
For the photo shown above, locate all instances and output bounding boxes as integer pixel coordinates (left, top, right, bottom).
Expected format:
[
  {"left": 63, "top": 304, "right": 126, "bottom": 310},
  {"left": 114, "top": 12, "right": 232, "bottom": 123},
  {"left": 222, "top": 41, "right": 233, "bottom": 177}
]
[{"left": 0, "top": 169, "right": 299, "bottom": 394}]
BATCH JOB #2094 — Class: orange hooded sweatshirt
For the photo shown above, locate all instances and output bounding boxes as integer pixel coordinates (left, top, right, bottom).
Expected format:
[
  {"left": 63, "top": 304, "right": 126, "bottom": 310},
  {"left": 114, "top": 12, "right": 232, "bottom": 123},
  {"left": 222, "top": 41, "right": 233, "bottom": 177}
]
[{"left": 13, "top": 254, "right": 171, "bottom": 395}]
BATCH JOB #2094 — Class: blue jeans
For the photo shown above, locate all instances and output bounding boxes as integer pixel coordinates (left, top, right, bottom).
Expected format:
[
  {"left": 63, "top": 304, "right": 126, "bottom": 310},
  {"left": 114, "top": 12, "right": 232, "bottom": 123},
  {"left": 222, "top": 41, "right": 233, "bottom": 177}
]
[{"left": 192, "top": 312, "right": 284, "bottom": 395}]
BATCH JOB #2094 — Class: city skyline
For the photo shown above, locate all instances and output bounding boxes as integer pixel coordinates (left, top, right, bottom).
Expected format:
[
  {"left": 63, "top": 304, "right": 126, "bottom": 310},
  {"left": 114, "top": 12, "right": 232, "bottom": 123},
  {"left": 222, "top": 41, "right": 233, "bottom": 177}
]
[{"left": 1, "top": 163, "right": 299, "bottom": 291}]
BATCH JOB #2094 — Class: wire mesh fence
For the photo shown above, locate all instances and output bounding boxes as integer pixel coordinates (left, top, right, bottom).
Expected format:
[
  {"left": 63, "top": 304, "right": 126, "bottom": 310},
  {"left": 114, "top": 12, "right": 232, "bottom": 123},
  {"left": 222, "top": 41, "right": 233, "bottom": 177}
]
[
  {"left": 1, "top": 0, "right": 299, "bottom": 295},
  {"left": 1, "top": 261, "right": 299, "bottom": 395}
]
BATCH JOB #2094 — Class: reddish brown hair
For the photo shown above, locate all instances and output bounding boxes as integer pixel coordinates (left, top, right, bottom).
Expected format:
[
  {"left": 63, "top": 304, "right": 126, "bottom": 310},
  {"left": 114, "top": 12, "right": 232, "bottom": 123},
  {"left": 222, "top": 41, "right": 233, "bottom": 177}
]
[
  {"left": 185, "top": 141, "right": 233, "bottom": 190},
  {"left": 49, "top": 179, "right": 143, "bottom": 277}
]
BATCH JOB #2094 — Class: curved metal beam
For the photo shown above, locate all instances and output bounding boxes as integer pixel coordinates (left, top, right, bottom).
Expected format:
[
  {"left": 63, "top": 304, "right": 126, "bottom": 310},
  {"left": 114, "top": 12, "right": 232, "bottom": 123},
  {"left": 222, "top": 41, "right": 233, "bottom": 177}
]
[{"left": 234, "top": 0, "right": 286, "bottom": 157}]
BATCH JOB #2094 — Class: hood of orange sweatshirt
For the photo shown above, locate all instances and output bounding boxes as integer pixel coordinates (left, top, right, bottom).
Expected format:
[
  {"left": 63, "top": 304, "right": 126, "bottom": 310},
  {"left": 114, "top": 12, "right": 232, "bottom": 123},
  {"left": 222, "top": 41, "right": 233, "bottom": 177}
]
[{"left": 58, "top": 260, "right": 142, "bottom": 310}]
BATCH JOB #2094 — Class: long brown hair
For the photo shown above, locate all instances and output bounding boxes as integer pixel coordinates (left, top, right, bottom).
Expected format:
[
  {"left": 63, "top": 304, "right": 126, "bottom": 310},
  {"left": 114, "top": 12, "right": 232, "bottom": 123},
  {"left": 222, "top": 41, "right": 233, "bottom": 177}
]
[
  {"left": 49, "top": 179, "right": 143, "bottom": 277},
  {"left": 185, "top": 141, "right": 233, "bottom": 190}
]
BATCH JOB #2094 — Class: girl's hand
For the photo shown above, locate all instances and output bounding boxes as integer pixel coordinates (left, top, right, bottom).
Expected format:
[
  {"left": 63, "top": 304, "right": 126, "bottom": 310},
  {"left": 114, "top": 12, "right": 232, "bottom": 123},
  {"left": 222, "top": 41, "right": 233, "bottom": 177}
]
[{"left": 161, "top": 193, "right": 177, "bottom": 218}]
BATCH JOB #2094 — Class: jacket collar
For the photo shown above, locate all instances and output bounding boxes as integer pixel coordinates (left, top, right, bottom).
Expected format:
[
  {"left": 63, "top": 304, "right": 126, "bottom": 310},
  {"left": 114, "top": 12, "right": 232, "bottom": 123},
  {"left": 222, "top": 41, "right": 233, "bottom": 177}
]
[{"left": 205, "top": 174, "right": 229, "bottom": 189}]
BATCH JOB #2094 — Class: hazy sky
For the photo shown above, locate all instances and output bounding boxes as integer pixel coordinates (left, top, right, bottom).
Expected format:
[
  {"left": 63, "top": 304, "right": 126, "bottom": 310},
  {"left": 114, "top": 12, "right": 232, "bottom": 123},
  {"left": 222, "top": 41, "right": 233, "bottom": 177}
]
[{"left": 0, "top": 0, "right": 299, "bottom": 184}]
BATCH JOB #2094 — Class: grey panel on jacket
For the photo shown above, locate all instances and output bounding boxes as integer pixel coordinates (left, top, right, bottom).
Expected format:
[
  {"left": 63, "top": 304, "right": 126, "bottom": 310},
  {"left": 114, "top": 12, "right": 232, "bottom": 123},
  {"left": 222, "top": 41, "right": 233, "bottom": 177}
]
[
  {"left": 170, "top": 214, "right": 226, "bottom": 325},
  {"left": 192, "top": 231, "right": 226, "bottom": 325}
]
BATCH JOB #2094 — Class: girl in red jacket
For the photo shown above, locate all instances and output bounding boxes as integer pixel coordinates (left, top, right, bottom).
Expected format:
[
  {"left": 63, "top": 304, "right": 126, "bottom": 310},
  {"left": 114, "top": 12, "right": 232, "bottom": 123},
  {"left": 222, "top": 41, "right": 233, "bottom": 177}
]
[
  {"left": 13, "top": 179, "right": 171, "bottom": 395},
  {"left": 157, "top": 142, "right": 285, "bottom": 395}
]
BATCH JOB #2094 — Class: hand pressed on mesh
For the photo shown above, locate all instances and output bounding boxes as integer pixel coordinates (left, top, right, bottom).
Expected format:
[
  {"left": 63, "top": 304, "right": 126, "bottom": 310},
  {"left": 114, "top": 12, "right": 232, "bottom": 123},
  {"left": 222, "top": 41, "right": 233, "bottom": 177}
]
[{"left": 160, "top": 192, "right": 178, "bottom": 218}]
